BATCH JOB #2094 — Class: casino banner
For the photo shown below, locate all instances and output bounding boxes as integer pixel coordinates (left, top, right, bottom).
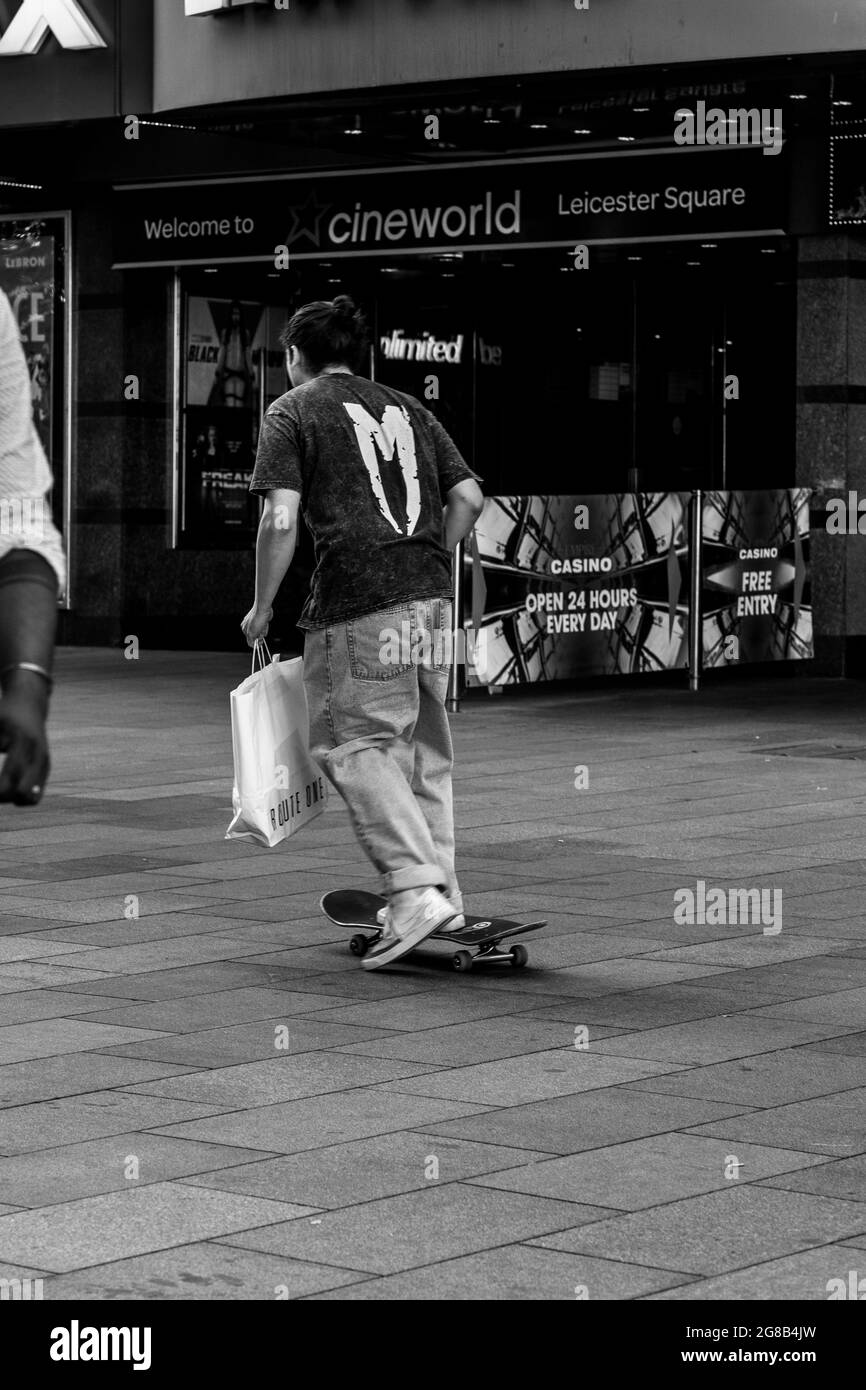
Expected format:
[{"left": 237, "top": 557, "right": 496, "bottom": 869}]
[
  {"left": 701, "top": 489, "right": 812, "bottom": 665},
  {"left": 464, "top": 493, "right": 690, "bottom": 685}
]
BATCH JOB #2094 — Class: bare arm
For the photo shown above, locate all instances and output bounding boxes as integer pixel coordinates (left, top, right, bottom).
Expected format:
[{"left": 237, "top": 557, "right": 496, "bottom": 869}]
[
  {"left": 241, "top": 488, "right": 301, "bottom": 646},
  {"left": 444, "top": 478, "right": 484, "bottom": 550}
]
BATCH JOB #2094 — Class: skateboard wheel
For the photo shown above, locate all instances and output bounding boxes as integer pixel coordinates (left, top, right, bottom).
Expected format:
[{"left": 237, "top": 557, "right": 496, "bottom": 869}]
[
  {"left": 349, "top": 934, "right": 368, "bottom": 957},
  {"left": 452, "top": 950, "right": 473, "bottom": 972},
  {"left": 509, "top": 944, "right": 529, "bottom": 968}
]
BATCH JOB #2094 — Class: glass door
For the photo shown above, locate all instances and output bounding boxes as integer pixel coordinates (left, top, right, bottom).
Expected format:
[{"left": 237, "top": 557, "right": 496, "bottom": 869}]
[{"left": 634, "top": 264, "right": 725, "bottom": 492}]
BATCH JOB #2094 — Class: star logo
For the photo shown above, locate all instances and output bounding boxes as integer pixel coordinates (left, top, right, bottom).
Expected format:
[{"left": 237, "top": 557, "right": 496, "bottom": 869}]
[{"left": 284, "top": 192, "right": 332, "bottom": 250}]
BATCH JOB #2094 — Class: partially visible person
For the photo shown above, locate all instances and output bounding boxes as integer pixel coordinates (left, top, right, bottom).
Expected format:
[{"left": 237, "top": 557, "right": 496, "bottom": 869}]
[{"left": 0, "top": 287, "right": 65, "bottom": 806}]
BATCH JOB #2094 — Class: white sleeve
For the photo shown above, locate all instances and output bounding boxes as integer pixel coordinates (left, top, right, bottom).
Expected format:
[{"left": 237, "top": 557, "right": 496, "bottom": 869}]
[{"left": 0, "top": 288, "right": 66, "bottom": 595}]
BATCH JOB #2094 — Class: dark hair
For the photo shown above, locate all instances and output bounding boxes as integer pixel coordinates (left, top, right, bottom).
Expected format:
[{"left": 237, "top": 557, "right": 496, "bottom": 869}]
[{"left": 279, "top": 295, "right": 369, "bottom": 374}]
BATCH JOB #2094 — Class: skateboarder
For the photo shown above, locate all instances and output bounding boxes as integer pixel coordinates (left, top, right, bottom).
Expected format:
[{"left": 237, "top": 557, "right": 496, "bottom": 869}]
[{"left": 242, "top": 296, "right": 483, "bottom": 969}]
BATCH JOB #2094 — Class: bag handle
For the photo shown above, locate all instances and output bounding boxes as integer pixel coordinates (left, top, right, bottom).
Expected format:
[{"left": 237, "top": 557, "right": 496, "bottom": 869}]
[{"left": 252, "top": 637, "right": 273, "bottom": 673}]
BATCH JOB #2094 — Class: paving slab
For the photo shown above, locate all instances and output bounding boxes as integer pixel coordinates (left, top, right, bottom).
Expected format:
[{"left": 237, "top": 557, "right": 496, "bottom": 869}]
[
  {"left": 375, "top": 1049, "right": 683, "bottom": 1106},
  {"left": 685, "top": 955, "right": 866, "bottom": 1000},
  {"left": 300, "top": 988, "right": 584, "bottom": 1031},
  {"left": 124, "top": 1054, "right": 446, "bottom": 1107},
  {"left": 35, "top": 934, "right": 293, "bottom": 975},
  {"left": 0, "top": 936, "right": 95, "bottom": 962},
  {"left": 182, "top": 1132, "right": 550, "bottom": 1208},
  {"left": 0, "top": 963, "right": 116, "bottom": 992},
  {"left": 643, "top": 936, "right": 848, "bottom": 969},
  {"left": 588, "top": 1016, "right": 860, "bottom": 1066},
  {"left": 217, "top": 1183, "right": 605, "bottom": 1275},
  {"left": 0, "top": 1018, "right": 174, "bottom": 1065},
  {"left": 0, "top": 894, "right": 240, "bottom": 925},
  {"left": 0, "top": 915, "right": 71, "bottom": 936},
  {"left": 423, "top": 1090, "right": 754, "bottom": 1155},
  {"left": 54, "top": 960, "right": 373, "bottom": 1001},
  {"left": 469, "top": 1134, "right": 828, "bottom": 1209},
  {"left": 309, "top": 1245, "right": 696, "bottom": 1301},
  {"left": 0, "top": 1133, "right": 279, "bottom": 1207},
  {"left": 152, "top": 1090, "right": 496, "bottom": 1156},
  {"left": 0, "top": 1091, "right": 235, "bottom": 1156},
  {"left": 39, "top": 1244, "right": 367, "bottom": 1300},
  {"left": 743, "top": 987, "right": 866, "bottom": 1029},
  {"left": 519, "top": 981, "right": 795, "bottom": 1030},
  {"left": 78, "top": 986, "right": 371, "bottom": 1033},
  {"left": 798, "top": 1032, "right": 866, "bottom": 1057},
  {"left": 0, "top": 988, "right": 154, "bottom": 1026},
  {"left": 0, "top": 1182, "right": 317, "bottom": 1273},
  {"left": 647, "top": 1243, "right": 866, "bottom": 1300},
  {"left": 33, "top": 914, "right": 317, "bottom": 947},
  {"left": 93, "top": 1017, "right": 401, "bottom": 1067},
  {"left": 688, "top": 1087, "right": 866, "bottom": 1157},
  {"left": 620, "top": 1047, "right": 866, "bottom": 1107},
  {"left": 529, "top": 1186, "right": 866, "bottom": 1276},
  {"left": 0, "top": 1054, "right": 196, "bottom": 1108},
  {"left": 758, "top": 1154, "right": 866, "bottom": 1204},
  {"left": 333, "top": 1015, "right": 582, "bottom": 1066}
]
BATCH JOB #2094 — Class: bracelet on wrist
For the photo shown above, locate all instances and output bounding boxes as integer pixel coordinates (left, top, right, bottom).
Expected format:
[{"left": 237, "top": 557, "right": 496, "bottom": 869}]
[{"left": 0, "top": 662, "right": 54, "bottom": 693}]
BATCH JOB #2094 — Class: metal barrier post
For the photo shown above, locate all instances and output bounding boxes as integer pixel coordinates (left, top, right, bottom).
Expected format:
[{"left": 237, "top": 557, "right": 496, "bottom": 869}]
[
  {"left": 689, "top": 489, "right": 703, "bottom": 693},
  {"left": 447, "top": 538, "right": 465, "bottom": 713}
]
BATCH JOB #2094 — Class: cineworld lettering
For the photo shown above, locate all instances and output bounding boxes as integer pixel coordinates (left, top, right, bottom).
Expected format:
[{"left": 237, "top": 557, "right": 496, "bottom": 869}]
[{"left": 329, "top": 192, "right": 520, "bottom": 246}]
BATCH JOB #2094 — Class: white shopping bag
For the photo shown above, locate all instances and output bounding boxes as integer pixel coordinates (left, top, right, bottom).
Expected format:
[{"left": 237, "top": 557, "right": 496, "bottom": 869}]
[{"left": 226, "top": 640, "right": 328, "bottom": 848}]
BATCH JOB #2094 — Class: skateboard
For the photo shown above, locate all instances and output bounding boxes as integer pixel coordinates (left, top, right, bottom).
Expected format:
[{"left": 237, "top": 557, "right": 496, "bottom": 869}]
[{"left": 320, "top": 888, "right": 546, "bottom": 971}]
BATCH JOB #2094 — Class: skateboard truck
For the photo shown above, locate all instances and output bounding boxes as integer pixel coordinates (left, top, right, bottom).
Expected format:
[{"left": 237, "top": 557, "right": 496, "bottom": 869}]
[{"left": 348, "top": 926, "right": 530, "bottom": 971}]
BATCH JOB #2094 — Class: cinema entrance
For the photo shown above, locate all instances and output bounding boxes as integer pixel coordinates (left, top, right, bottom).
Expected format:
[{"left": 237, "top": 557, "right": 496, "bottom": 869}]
[{"left": 170, "top": 229, "right": 795, "bottom": 554}]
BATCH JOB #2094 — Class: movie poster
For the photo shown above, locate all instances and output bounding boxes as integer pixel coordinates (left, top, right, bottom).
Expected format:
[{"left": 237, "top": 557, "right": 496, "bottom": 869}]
[
  {"left": 181, "top": 296, "right": 287, "bottom": 548},
  {"left": 701, "top": 489, "right": 812, "bottom": 664},
  {"left": 464, "top": 493, "right": 691, "bottom": 685}
]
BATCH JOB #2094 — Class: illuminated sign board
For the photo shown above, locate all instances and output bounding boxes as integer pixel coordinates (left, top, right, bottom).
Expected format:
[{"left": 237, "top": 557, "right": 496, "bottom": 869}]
[{"left": 0, "top": 0, "right": 106, "bottom": 55}]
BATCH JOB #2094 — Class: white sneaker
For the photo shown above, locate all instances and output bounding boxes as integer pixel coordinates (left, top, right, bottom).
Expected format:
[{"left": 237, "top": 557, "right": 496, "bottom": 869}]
[
  {"left": 437, "top": 909, "right": 466, "bottom": 932},
  {"left": 377, "top": 900, "right": 464, "bottom": 932},
  {"left": 363, "top": 888, "right": 457, "bottom": 970}
]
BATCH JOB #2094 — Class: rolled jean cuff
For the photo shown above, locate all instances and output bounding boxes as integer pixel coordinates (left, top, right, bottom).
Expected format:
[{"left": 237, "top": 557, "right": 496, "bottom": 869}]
[{"left": 383, "top": 864, "right": 447, "bottom": 896}]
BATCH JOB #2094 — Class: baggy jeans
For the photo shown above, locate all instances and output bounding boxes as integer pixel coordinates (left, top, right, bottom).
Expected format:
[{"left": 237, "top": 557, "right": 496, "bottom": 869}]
[{"left": 303, "top": 597, "right": 462, "bottom": 909}]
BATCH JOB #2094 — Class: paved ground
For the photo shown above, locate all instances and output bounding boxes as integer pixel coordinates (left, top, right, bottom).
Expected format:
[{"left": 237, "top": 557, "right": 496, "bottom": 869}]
[{"left": 0, "top": 650, "right": 864, "bottom": 1301}]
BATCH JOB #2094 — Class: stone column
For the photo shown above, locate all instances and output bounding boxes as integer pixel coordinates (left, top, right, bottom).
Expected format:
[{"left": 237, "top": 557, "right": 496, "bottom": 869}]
[{"left": 796, "top": 233, "right": 866, "bottom": 676}]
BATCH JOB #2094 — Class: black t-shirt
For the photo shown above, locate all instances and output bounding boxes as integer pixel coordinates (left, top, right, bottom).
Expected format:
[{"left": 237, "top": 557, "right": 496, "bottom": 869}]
[{"left": 249, "top": 373, "right": 480, "bottom": 630}]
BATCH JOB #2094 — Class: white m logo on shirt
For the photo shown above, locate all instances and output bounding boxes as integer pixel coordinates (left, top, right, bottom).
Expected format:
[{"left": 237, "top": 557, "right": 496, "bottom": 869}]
[{"left": 344, "top": 403, "right": 421, "bottom": 537}]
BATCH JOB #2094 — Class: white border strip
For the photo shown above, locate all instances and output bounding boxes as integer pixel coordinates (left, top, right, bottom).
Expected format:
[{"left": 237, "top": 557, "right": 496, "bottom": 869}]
[
  {"left": 113, "top": 227, "right": 786, "bottom": 269},
  {"left": 112, "top": 142, "right": 775, "bottom": 193}
]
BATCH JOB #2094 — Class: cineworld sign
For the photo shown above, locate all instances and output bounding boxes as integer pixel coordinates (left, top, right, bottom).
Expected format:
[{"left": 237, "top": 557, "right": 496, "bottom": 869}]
[
  {"left": 114, "top": 148, "right": 788, "bottom": 268},
  {"left": 0, "top": 0, "right": 106, "bottom": 54}
]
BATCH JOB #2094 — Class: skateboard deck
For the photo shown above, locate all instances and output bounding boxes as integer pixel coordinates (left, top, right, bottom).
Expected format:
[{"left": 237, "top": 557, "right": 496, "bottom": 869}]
[{"left": 321, "top": 889, "right": 546, "bottom": 971}]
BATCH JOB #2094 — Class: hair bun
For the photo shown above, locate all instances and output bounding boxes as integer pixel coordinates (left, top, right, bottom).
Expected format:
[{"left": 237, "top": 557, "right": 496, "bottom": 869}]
[{"left": 331, "top": 295, "right": 357, "bottom": 321}]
